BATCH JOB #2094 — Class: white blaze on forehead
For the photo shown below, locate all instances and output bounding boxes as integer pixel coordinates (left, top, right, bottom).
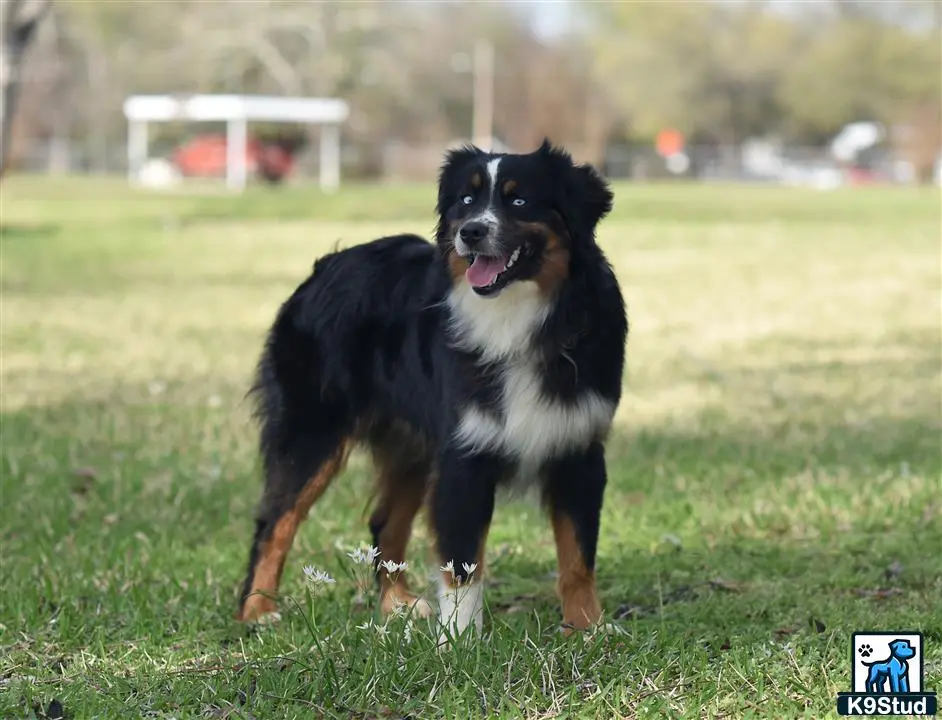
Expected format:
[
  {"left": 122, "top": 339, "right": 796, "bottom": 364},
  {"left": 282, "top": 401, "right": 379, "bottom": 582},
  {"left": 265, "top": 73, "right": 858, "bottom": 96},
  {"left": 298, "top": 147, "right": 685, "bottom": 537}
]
[
  {"left": 454, "top": 157, "right": 503, "bottom": 252},
  {"left": 486, "top": 157, "right": 502, "bottom": 196},
  {"left": 478, "top": 157, "right": 502, "bottom": 228}
]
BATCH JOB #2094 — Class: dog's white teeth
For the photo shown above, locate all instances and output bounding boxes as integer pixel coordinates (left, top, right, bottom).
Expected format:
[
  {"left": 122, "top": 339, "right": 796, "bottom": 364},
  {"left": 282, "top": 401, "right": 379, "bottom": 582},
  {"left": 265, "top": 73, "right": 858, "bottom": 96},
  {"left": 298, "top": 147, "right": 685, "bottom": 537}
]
[{"left": 506, "top": 247, "right": 521, "bottom": 269}]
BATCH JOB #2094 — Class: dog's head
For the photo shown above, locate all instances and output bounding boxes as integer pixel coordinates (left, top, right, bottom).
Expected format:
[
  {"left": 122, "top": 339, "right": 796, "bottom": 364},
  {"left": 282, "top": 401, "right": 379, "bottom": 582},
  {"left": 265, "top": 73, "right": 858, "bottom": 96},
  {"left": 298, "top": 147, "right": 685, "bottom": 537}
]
[
  {"left": 435, "top": 139, "right": 613, "bottom": 298},
  {"left": 889, "top": 639, "right": 916, "bottom": 660}
]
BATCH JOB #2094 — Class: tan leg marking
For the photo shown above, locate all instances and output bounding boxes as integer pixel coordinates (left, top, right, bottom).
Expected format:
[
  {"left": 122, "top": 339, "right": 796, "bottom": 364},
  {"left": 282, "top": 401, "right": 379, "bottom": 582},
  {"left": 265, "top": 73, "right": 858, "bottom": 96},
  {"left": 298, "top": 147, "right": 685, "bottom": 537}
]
[
  {"left": 375, "top": 479, "right": 431, "bottom": 618},
  {"left": 239, "top": 443, "right": 351, "bottom": 622},
  {"left": 371, "top": 433, "right": 432, "bottom": 618},
  {"left": 552, "top": 513, "right": 601, "bottom": 633}
]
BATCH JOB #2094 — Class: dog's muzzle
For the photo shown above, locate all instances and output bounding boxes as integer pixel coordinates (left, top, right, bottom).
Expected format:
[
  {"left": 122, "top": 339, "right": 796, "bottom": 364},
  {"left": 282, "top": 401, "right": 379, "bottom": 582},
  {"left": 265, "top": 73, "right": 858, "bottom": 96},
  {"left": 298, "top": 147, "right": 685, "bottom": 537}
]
[{"left": 455, "top": 218, "right": 500, "bottom": 258}]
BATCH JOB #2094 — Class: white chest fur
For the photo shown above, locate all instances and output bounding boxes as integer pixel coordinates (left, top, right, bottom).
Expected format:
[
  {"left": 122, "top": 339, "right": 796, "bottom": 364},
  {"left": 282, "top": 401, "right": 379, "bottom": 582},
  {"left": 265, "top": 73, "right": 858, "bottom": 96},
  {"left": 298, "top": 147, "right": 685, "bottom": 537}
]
[{"left": 447, "top": 282, "right": 615, "bottom": 468}]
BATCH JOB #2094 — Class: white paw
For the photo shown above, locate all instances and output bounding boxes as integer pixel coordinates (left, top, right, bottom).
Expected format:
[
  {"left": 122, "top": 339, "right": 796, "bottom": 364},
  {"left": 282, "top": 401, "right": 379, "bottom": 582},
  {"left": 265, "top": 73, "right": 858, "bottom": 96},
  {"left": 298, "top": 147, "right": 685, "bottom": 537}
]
[
  {"left": 252, "top": 610, "right": 282, "bottom": 626},
  {"left": 577, "top": 622, "right": 627, "bottom": 638},
  {"left": 437, "top": 580, "right": 483, "bottom": 644}
]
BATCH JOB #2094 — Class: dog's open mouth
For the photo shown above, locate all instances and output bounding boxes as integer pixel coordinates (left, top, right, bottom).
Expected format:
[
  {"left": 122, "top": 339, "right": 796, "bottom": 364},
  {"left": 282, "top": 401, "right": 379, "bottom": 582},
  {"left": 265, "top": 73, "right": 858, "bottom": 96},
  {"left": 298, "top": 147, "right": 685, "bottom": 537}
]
[{"left": 465, "top": 244, "right": 528, "bottom": 296}]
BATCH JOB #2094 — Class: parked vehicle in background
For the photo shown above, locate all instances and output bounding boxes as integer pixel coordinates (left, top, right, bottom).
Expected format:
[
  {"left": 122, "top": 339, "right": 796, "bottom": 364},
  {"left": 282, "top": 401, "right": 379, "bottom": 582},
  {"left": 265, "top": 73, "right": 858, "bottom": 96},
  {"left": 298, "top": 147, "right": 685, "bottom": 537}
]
[{"left": 172, "top": 133, "right": 306, "bottom": 184}]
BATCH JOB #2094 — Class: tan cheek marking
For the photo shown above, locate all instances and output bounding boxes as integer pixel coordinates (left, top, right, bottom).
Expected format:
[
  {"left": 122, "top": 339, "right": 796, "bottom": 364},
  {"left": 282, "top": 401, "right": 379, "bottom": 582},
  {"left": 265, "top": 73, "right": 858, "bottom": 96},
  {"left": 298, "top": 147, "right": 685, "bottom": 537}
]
[
  {"left": 516, "top": 221, "right": 571, "bottom": 295},
  {"left": 536, "top": 231, "right": 570, "bottom": 296},
  {"left": 448, "top": 251, "right": 469, "bottom": 284},
  {"left": 445, "top": 218, "right": 470, "bottom": 284}
]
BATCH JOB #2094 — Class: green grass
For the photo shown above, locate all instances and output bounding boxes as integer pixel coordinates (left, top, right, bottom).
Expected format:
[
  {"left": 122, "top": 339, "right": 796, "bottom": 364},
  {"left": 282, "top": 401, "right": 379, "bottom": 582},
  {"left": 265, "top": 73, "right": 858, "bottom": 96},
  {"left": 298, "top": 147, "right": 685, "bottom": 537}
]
[{"left": 1, "top": 176, "right": 940, "bottom": 719}]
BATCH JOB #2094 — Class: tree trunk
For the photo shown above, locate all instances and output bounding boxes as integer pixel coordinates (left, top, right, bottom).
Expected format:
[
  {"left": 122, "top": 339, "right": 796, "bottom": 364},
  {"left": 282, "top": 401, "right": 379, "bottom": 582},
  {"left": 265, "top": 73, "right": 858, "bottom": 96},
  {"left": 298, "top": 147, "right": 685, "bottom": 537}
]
[{"left": 0, "top": 0, "right": 52, "bottom": 179}]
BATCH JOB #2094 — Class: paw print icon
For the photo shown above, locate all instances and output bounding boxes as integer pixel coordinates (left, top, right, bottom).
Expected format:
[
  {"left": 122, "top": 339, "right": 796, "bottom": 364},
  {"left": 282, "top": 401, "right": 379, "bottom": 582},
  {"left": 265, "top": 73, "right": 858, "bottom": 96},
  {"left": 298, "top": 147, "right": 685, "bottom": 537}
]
[{"left": 858, "top": 643, "right": 873, "bottom": 658}]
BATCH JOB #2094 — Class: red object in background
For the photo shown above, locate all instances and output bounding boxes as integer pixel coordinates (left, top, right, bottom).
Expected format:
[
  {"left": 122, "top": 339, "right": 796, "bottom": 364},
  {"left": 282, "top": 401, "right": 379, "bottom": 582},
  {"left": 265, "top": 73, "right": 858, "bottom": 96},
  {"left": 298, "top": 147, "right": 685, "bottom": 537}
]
[
  {"left": 172, "top": 133, "right": 300, "bottom": 183},
  {"left": 655, "top": 129, "right": 685, "bottom": 157},
  {"left": 256, "top": 143, "right": 295, "bottom": 183},
  {"left": 846, "top": 167, "right": 884, "bottom": 186}
]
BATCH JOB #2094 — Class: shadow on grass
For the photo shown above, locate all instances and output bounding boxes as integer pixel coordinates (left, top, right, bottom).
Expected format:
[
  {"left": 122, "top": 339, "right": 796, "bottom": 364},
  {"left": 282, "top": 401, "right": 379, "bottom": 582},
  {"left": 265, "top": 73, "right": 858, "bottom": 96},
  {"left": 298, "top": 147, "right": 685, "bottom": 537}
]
[{"left": 0, "top": 223, "right": 61, "bottom": 241}]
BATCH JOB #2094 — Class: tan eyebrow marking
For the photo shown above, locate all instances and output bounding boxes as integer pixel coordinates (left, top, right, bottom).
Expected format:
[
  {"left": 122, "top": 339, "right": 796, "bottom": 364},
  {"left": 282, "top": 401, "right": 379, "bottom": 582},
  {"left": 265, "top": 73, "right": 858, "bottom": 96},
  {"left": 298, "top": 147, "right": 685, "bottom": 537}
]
[
  {"left": 502, "top": 180, "right": 517, "bottom": 194},
  {"left": 471, "top": 173, "right": 482, "bottom": 189}
]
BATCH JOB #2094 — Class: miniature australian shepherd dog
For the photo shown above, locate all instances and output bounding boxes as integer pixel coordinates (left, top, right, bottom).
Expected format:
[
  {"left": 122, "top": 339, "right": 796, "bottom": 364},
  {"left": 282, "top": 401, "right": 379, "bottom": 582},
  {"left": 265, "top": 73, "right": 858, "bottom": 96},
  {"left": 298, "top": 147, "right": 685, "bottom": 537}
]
[{"left": 236, "top": 139, "right": 628, "bottom": 640}]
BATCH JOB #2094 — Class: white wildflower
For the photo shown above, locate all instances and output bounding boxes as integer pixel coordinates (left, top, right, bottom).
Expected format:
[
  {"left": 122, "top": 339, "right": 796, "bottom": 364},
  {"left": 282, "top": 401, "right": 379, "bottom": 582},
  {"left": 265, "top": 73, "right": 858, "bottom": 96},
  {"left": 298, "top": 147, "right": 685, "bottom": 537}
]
[
  {"left": 356, "top": 619, "right": 388, "bottom": 637},
  {"left": 347, "top": 545, "right": 381, "bottom": 565},
  {"left": 380, "top": 560, "right": 408, "bottom": 574},
  {"left": 302, "top": 565, "right": 335, "bottom": 585},
  {"left": 440, "top": 560, "right": 455, "bottom": 577},
  {"left": 461, "top": 562, "right": 478, "bottom": 577}
]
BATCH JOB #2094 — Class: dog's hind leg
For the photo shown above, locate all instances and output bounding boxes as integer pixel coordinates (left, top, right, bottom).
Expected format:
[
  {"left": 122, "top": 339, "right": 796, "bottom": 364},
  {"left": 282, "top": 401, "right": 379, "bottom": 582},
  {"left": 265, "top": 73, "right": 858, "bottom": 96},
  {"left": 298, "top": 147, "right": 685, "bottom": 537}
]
[
  {"left": 238, "top": 432, "right": 352, "bottom": 623},
  {"left": 237, "top": 372, "right": 354, "bottom": 623},
  {"left": 367, "top": 423, "right": 433, "bottom": 618}
]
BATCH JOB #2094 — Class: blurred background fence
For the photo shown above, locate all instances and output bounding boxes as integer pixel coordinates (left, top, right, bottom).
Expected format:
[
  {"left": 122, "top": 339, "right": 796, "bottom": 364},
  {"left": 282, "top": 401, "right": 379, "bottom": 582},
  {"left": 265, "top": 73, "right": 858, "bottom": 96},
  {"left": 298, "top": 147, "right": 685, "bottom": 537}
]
[
  {"left": 11, "top": 138, "right": 919, "bottom": 188},
  {"left": 3, "top": 0, "right": 940, "bottom": 187}
]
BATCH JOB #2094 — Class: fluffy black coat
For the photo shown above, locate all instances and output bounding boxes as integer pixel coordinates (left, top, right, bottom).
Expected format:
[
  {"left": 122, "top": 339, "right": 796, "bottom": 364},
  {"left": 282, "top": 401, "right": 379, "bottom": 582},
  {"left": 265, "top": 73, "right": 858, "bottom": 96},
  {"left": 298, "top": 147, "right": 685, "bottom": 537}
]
[{"left": 237, "top": 140, "right": 628, "bottom": 634}]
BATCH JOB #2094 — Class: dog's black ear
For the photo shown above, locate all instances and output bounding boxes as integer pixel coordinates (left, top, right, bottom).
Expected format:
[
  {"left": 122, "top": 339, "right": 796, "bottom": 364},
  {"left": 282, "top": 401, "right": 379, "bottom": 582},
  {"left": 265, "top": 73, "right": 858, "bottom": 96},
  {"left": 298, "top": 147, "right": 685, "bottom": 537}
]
[
  {"left": 570, "top": 162, "right": 613, "bottom": 230},
  {"left": 539, "top": 139, "right": 614, "bottom": 240},
  {"left": 436, "top": 144, "right": 484, "bottom": 217}
]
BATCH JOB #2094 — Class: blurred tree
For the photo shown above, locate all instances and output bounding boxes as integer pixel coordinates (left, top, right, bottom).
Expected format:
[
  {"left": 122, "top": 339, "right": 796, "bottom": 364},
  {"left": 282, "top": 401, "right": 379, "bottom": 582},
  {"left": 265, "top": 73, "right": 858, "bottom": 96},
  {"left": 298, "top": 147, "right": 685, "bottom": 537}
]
[
  {"left": 585, "top": 0, "right": 940, "bottom": 180},
  {"left": 1, "top": 0, "right": 52, "bottom": 177},
  {"left": 587, "top": 1, "right": 798, "bottom": 147},
  {"left": 5, "top": 0, "right": 939, "bottom": 181},
  {"left": 780, "top": 14, "right": 941, "bottom": 179}
]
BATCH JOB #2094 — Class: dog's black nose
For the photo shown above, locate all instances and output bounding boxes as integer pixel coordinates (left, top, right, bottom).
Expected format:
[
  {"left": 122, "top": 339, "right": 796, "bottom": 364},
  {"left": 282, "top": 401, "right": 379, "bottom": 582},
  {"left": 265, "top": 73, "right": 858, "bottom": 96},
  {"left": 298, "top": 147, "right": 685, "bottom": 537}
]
[{"left": 459, "top": 221, "right": 488, "bottom": 246}]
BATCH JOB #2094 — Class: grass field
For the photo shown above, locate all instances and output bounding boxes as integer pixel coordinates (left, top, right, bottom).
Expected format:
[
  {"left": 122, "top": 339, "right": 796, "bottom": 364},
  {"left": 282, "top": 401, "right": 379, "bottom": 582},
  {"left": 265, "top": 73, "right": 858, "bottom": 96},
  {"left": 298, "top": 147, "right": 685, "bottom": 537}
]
[{"left": 1, "top": 176, "right": 940, "bottom": 719}]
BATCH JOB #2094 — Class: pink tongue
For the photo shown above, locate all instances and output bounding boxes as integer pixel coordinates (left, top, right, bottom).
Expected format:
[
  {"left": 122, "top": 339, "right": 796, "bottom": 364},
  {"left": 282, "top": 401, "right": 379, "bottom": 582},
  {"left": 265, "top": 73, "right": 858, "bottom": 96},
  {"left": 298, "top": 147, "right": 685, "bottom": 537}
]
[{"left": 466, "top": 256, "right": 507, "bottom": 288}]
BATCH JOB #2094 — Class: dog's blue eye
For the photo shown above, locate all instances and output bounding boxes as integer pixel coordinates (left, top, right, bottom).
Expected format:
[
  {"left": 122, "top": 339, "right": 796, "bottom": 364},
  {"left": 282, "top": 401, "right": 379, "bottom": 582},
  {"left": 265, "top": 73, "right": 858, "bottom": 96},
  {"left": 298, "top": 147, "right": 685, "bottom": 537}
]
[
  {"left": 511, "top": 197, "right": 526, "bottom": 207},
  {"left": 461, "top": 195, "right": 474, "bottom": 205}
]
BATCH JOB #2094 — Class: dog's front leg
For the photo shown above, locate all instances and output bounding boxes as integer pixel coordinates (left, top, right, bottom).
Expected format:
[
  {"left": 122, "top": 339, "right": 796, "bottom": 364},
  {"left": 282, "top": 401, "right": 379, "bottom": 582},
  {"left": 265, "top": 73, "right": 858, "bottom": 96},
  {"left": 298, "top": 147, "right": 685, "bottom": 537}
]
[
  {"left": 430, "top": 448, "right": 501, "bottom": 642},
  {"left": 545, "top": 441, "right": 607, "bottom": 633}
]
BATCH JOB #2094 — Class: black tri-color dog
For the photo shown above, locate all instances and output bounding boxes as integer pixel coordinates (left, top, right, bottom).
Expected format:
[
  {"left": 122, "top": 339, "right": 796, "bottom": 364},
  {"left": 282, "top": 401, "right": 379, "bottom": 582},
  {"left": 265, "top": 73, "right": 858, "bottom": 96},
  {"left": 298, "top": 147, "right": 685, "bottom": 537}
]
[{"left": 237, "top": 140, "right": 628, "bottom": 639}]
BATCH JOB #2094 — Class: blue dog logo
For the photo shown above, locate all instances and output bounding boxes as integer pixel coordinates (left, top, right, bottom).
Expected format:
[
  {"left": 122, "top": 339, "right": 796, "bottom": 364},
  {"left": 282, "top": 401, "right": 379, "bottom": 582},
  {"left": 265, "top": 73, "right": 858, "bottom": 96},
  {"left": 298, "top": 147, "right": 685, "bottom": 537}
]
[
  {"left": 861, "top": 638, "right": 916, "bottom": 694},
  {"left": 836, "top": 631, "right": 938, "bottom": 716}
]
